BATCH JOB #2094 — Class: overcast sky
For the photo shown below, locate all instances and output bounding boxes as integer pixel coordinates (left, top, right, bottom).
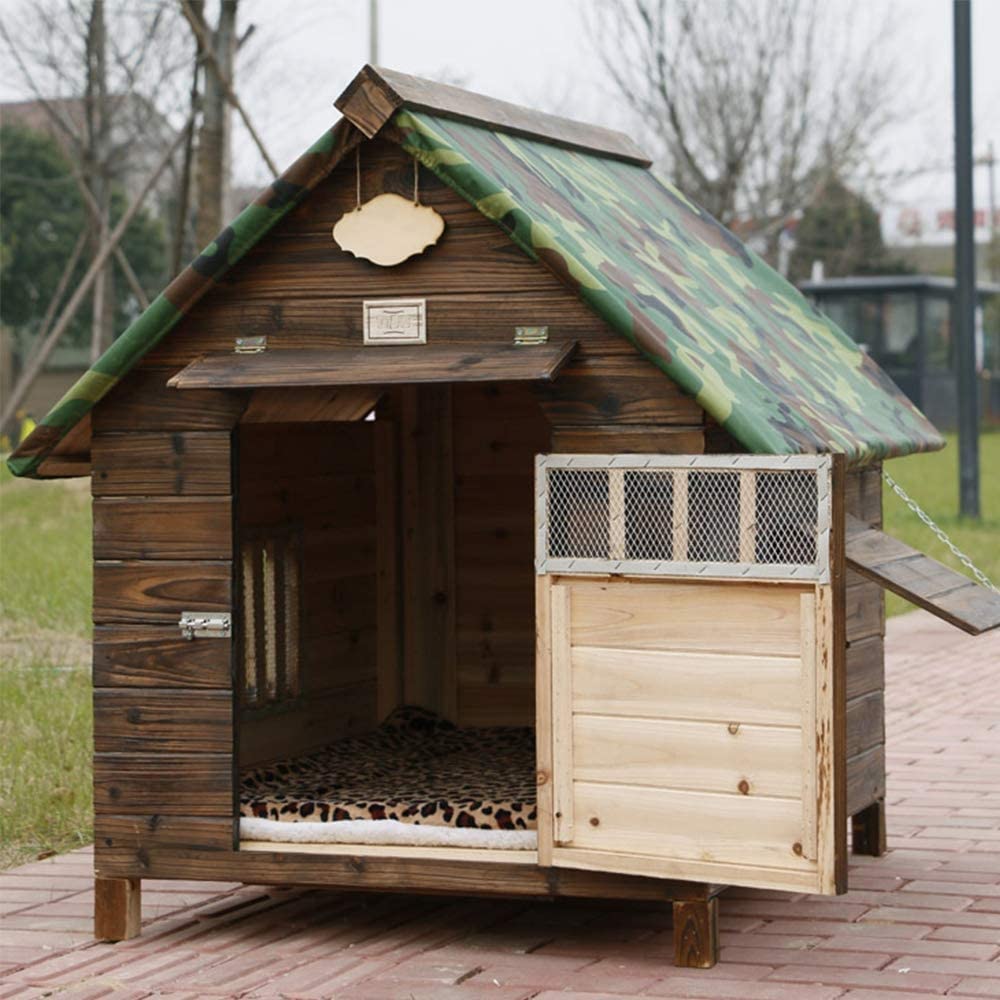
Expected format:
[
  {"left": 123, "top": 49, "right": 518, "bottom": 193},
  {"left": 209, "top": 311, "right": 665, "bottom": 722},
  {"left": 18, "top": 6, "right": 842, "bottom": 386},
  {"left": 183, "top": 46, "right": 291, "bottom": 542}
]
[
  {"left": 3, "top": 0, "right": 999, "bottom": 220},
  {"left": 227, "top": 1, "right": 999, "bottom": 209}
]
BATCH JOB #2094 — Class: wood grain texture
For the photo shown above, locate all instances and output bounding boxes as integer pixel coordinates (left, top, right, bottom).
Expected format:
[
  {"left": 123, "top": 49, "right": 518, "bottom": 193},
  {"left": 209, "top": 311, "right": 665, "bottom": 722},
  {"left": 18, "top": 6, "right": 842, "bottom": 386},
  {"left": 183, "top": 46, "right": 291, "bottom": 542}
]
[
  {"left": 536, "top": 354, "right": 703, "bottom": 426},
  {"left": 828, "top": 453, "right": 849, "bottom": 895},
  {"left": 572, "top": 714, "right": 801, "bottom": 798},
  {"left": 93, "top": 754, "right": 233, "bottom": 816},
  {"left": 846, "top": 691, "right": 885, "bottom": 758},
  {"left": 96, "top": 814, "right": 235, "bottom": 853},
  {"left": 549, "top": 425, "right": 705, "bottom": 455},
  {"left": 336, "top": 65, "right": 651, "bottom": 165},
  {"left": 94, "top": 367, "right": 245, "bottom": 432},
  {"left": 241, "top": 386, "right": 383, "bottom": 423},
  {"left": 673, "top": 897, "right": 720, "bottom": 969},
  {"left": 93, "top": 846, "right": 693, "bottom": 901},
  {"left": 845, "top": 463, "right": 883, "bottom": 528},
  {"left": 93, "top": 624, "right": 232, "bottom": 688},
  {"left": 145, "top": 295, "right": 622, "bottom": 366},
  {"left": 93, "top": 498, "right": 232, "bottom": 560},
  {"left": 846, "top": 514, "right": 1000, "bottom": 634},
  {"left": 398, "top": 386, "right": 457, "bottom": 717},
  {"left": 93, "top": 561, "right": 231, "bottom": 623},
  {"left": 535, "top": 575, "right": 554, "bottom": 866},
  {"left": 571, "top": 646, "right": 802, "bottom": 726},
  {"left": 846, "top": 575, "right": 885, "bottom": 643},
  {"left": 91, "top": 432, "right": 232, "bottom": 495},
  {"left": 94, "top": 877, "right": 140, "bottom": 942},
  {"left": 846, "top": 745, "right": 886, "bottom": 818},
  {"left": 452, "top": 382, "right": 549, "bottom": 727},
  {"left": 568, "top": 578, "right": 807, "bottom": 657},
  {"left": 170, "top": 342, "right": 578, "bottom": 389},
  {"left": 845, "top": 635, "right": 885, "bottom": 702},
  {"left": 94, "top": 689, "right": 233, "bottom": 754}
]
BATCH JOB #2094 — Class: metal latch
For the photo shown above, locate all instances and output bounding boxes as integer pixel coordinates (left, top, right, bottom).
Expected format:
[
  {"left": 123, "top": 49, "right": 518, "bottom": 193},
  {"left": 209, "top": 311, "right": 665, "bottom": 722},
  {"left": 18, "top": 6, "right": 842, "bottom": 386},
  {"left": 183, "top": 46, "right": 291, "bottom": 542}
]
[{"left": 179, "top": 611, "right": 231, "bottom": 641}]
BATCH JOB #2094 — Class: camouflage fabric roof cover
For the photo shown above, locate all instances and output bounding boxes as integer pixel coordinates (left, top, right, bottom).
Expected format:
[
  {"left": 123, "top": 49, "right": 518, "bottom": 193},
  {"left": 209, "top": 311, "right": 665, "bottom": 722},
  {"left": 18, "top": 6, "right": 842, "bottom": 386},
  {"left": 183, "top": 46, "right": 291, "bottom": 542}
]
[
  {"left": 8, "top": 89, "right": 942, "bottom": 478},
  {"left": 394, "top": 109, "right": 943, "bottom": 464}
]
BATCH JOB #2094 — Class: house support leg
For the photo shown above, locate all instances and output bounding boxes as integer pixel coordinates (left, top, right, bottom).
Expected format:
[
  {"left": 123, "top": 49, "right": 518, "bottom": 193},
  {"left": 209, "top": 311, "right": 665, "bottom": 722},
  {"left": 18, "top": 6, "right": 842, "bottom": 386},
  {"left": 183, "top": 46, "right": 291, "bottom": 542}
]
[
  {"left": 94, "top": 876, "right": 141, "bottom": 941},
  {"left": 852, "top": 799, "right": 887, "bottom": 856},
  {"left": 672, "top": 896, "right": 719, "bottom": 968}
]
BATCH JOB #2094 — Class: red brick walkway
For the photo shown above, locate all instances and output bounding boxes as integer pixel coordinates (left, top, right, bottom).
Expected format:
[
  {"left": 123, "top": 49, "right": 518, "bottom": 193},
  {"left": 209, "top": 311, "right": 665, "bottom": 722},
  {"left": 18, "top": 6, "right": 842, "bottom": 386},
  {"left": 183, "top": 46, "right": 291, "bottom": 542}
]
[{"left": 2, "top": 610, "right": 998, "bottom": 999}]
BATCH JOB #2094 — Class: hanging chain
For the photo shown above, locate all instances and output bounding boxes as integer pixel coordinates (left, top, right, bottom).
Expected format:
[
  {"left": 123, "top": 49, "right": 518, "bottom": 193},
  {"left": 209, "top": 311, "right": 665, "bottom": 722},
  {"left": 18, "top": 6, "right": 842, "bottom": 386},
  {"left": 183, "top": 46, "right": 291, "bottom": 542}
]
[{"left": 882, "top": 470, "right": 998, "bottom": 592}]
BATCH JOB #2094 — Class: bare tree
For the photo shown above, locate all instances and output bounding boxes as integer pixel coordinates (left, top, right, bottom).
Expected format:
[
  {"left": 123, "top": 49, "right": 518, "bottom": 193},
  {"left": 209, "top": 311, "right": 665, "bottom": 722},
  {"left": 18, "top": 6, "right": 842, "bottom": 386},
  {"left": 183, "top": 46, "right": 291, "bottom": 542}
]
[{"left": 589, "top": 0, "right": 902, "bottom": 265}]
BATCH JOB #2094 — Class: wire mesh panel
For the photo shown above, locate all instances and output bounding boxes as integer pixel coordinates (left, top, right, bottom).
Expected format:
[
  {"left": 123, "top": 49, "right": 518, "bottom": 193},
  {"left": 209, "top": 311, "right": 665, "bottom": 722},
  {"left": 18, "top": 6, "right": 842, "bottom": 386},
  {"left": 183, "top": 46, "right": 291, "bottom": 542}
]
[{"left": 536, "top": 454, "right": 832, "bottom": 582}]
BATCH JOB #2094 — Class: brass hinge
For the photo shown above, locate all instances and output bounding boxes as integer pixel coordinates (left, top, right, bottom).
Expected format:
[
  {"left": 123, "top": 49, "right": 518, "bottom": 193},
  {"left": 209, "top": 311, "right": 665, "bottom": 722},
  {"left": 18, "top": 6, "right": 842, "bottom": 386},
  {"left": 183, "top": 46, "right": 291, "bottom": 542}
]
[
  {"left": 514, "top": 326, "right": 548, "bottom": 346},
  {"left": 235, "top": 336, "right": 267, "bottom": 354}
]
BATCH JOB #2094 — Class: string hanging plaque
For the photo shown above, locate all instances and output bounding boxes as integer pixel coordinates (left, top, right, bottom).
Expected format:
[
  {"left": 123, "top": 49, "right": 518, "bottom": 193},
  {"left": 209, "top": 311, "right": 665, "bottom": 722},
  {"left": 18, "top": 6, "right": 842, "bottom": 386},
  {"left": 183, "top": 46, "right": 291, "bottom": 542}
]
[{"left": 332, "top": 150, "right": 445, "bottom": 267}]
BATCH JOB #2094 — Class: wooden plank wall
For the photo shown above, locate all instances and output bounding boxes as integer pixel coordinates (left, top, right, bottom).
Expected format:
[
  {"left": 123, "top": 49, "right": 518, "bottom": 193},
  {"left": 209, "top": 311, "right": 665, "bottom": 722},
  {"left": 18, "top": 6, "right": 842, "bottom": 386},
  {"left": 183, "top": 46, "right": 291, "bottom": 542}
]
[
  {"left": 140, "top": 139, "right": 627, "bottom": 372},
  {"left": 452, "top": 383, "right": 551, "bottom": 726},
  {"left": 843, "top": 464, "right": 886, "bottom": 816},
  {"left": 91, "top": 376, "right": 243, "bottom": 865},
  {"left": 237, "top": 422, "right": 379, "bottom": 765}
]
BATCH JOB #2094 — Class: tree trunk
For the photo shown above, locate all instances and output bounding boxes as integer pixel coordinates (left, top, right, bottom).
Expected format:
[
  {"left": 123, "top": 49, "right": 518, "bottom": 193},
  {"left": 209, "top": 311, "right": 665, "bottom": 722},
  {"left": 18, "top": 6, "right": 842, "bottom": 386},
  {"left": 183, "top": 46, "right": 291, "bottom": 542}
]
[
  {"left": 85, "top": 0, "right": 114, "bottom": 362},
  {"left": 194, "top": 0, "right": 237, "bottom": 249}
]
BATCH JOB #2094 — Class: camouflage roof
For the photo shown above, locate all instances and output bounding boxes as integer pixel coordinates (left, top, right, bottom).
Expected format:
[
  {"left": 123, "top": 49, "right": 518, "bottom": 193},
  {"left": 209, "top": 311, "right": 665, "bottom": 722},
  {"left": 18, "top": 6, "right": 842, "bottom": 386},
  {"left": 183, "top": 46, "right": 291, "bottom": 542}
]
[
  {"left": 393, "top": 109, "right": 942, "bottom": 463},
  {"left": 8, "top": 73, "right": 942, "bottom": 478}
]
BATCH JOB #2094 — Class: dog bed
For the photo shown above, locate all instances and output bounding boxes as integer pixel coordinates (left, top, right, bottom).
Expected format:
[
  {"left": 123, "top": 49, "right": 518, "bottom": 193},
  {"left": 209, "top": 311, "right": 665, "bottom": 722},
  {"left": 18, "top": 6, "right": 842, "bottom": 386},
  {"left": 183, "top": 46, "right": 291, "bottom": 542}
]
[{"left": 239, "top": 706, "right": 537, "bottom": 849}]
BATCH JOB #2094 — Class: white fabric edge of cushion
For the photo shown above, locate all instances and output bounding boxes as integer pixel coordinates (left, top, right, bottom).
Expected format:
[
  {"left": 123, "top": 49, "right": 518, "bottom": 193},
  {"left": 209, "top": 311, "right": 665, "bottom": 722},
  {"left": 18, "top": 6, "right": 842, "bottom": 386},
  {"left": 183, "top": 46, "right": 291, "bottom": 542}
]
[{"left": 240, "top": 817, "right": 537, "bottom": 850}]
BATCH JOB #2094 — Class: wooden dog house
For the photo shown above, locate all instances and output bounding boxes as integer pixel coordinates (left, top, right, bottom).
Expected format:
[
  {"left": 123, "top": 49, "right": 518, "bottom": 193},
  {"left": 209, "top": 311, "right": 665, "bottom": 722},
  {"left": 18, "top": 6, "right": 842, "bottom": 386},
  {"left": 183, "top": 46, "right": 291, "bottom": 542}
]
[{"left": 10, "top": 66, "right": 1000, "bottom": 969}]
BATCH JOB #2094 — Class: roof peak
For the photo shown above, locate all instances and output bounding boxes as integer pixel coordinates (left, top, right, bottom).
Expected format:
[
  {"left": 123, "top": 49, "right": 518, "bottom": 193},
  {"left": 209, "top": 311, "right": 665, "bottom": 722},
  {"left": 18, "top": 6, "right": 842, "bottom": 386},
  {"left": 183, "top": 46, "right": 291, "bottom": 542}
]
[{"left": 334, "top": 64, "right": 651, "bottom": 167}]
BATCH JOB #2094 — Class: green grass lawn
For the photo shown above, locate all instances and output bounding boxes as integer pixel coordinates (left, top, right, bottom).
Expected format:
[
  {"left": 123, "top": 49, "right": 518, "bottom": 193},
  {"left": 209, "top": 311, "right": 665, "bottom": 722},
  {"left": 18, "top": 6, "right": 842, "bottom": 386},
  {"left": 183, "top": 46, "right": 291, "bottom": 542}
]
[
  {"left": 0, "top": 433, "right": 996, "bottom": 870},
  {"left": 0, "top": 463, "right": 93, "bottom": 869}
]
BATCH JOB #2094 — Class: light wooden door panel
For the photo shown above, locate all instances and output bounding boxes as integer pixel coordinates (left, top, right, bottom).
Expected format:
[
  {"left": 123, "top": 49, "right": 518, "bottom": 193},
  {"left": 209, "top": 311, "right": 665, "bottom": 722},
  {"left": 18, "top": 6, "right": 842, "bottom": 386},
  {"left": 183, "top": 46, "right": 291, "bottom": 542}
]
[{"left": 541, "top": 576, "right": 844, "bottom": 895}]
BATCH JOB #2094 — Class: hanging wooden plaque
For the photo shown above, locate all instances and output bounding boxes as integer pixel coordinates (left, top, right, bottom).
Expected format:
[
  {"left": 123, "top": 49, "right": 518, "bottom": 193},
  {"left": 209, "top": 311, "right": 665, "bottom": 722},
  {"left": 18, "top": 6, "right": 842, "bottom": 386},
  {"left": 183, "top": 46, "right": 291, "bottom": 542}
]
[{"left": 332, "top": 193, "right": 445, "bottom": 267}]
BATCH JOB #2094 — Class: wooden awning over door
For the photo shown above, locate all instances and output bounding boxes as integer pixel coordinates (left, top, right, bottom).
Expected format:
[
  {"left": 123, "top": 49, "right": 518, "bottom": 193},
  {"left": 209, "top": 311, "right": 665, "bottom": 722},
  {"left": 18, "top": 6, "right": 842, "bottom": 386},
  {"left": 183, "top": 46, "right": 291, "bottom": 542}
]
[
  {"left": 167, "top": 342, "right": 577, "bottom": 390},
  {"left": 845, "top": 514, "right": 1000, "bottom": 635}
]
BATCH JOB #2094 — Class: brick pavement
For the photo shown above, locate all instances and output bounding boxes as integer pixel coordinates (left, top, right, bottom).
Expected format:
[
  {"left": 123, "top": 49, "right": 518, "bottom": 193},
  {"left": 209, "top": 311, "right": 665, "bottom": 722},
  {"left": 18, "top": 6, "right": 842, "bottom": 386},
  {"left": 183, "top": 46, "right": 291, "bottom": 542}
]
[{"left": 2, "top": 609, "right": 998, "bottom": 998}]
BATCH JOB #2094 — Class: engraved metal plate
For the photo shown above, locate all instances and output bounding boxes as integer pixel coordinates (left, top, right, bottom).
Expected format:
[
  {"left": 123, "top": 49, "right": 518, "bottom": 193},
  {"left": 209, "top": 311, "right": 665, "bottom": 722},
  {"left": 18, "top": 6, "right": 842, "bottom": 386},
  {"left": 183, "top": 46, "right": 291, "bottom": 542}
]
[{"left": 363, "top": 298, "right": 427, "bottom": 345}]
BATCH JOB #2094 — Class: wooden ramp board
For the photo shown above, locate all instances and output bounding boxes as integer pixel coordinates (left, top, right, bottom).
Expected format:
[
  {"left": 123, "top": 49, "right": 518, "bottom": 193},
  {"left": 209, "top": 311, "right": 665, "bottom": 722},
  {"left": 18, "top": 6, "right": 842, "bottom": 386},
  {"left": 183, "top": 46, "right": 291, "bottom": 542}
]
[
  {"left": 845, "top": 514, "right": 1000, "bottom": 635},
  {"left": 168, "top": 342, "right": 578, "bottom": 389}
]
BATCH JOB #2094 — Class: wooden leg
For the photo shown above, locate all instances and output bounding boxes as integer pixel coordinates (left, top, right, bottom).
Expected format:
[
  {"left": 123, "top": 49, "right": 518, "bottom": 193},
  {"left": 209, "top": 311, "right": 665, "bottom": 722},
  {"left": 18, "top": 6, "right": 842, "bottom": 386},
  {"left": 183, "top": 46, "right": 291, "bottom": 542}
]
[
  {"left": 852, "top": 799, "right": 887, "bottom": 856},
  {"left": 673, "top": 897, "right": 719, "bottom": 968},
  {"left": 94, "top": 876, "right": 141, "bottom": 942}
]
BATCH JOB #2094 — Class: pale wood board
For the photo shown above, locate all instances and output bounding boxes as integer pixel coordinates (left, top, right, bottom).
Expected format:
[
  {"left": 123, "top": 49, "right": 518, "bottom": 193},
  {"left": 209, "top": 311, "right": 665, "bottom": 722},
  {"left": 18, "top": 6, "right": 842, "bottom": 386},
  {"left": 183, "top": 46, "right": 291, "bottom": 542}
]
[
  {"left": 534, "top": 574, "right": 554, "bottom": 866},
  {"left": 572, "top": 715, "right": 802, "bottom": 798},
  {"left": 568, "top": 578, "right": 806, "bottom": 657},
  {"left": 570, "top": 646, "right": 802, "bottom": 727},
  {"left": 550, "top": 584, "right": 574, "bottom": 845}
]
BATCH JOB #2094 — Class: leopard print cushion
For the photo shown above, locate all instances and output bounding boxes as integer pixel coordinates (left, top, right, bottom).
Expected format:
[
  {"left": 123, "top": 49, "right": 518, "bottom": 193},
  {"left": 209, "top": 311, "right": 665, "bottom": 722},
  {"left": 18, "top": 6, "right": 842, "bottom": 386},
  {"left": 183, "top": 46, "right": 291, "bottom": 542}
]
[{"left": 240, "top": 706, "right": 537, "bottom": 831}]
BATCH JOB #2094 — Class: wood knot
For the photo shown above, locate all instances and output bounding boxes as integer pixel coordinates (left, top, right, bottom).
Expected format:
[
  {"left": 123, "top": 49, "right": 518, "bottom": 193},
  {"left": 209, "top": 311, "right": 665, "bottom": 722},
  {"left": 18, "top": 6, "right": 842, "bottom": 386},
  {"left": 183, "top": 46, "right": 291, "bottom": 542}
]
[
  {"left": 727, "top": 722, "right": 740, "bottom": 735},
  {"left": 536, "top": 770, "right": 549, "bottom": 786},
  {"left": 589, "top": 816, "right": 600, "bottom": 827},
  {"left": 126, "top": 708, "right": 141, "bottom": 724},
  {"left": 738, "top": 779, "right": 750, "bottom": 795},
  {"left": 792, "top": 842, "right": 803, "bottom": 856}
]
